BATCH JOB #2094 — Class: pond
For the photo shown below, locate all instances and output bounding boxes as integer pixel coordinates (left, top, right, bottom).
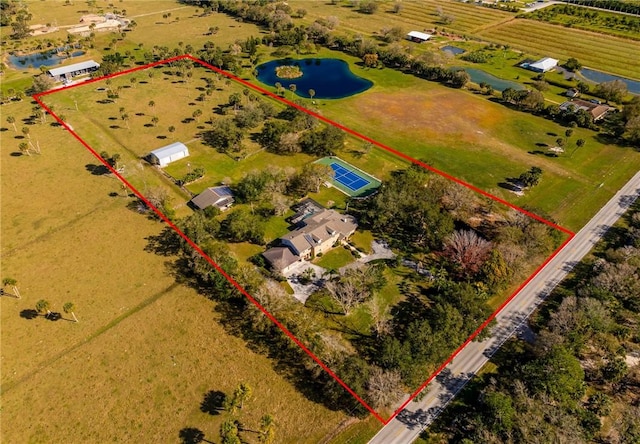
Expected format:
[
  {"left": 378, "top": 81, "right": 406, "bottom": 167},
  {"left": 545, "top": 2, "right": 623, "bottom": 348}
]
[
  {"left": 453, "top": 66, "right": 524, "bottom": 92},
  {"left": 255, "top": 58, "right": 373, "bottom": 99},
  {"left": 8, "top": 49, "right": 86, "bottom": 70},
  {"left": 580, "top": 67, "right": 640, "bottom": 95},
  {"left": 441, "top": 45, "right": 466, "bottom": 56}
]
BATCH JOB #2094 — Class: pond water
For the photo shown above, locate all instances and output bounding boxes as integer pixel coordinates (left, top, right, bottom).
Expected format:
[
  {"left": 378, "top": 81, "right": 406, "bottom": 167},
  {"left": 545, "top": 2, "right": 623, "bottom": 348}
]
[
  {"left": 453, "top": 66, "right": 524, "bottom": 92},
  {"left": 441, "top": 45, "right": 466, "bottom": 55},
  {"left": 9, "top": 49, "right": 85, "bottom": 70},
  {"left": 255, "top": 58, "right": 373, "bottom": 99},
  {"left": 580, "top": 68, "right": 640, "bottom": 95}
]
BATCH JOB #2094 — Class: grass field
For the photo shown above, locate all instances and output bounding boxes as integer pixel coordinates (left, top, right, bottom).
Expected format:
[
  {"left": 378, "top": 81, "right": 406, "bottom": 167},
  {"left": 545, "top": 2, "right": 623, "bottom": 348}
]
[
  {"left": 300, "top": 49, "right": 640, "bottom": 231},
  {"left": 1, "top": 98, "right": 349, "bottom": 443},
  {"left": 478, "top": 18, "right": 640, "bottom": 79}
]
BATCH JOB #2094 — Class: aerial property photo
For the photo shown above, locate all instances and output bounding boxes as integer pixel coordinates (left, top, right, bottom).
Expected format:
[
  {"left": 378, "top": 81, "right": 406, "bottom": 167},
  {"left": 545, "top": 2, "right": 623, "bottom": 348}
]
[{"left": 2, "top": 1, "right": 640, "bottom": 444}]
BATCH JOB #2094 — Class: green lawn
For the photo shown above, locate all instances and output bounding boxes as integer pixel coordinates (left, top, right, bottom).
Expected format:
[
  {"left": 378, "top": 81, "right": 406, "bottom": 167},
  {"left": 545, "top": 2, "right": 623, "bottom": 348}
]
[{"left": 315, "top": 246, "right": 356, "bottom": 270}]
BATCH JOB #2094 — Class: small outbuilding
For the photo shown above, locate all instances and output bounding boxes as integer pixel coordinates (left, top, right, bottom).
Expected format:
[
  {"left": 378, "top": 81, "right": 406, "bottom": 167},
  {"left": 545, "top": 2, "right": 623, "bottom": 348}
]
[
  {"left": 48, "top": 60, "right": 100, "bottom": 82},
  {"left": 407, "top": 31, "right": 432, "bottom": 43},
  {"left": 189, "top": 186, "right": 234, "bottom": 212},
  {"left": 527, "top": 57, "right": 558, "bottom": 73},
  {"left": 148, "top": 142, "right": 189, "bottom": 167}
]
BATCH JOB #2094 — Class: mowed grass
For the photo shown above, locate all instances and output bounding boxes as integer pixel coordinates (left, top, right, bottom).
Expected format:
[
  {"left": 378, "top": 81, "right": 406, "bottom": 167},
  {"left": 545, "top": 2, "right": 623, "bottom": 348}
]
[
  {"left": 307, "top": 50, "right": 640, "bottom": 230},
  {"left": 479, "top": 18, "right": 640, "bottom": 79},
  {"left": 1, "top": 93, "right": 351, "bottom": 443}
]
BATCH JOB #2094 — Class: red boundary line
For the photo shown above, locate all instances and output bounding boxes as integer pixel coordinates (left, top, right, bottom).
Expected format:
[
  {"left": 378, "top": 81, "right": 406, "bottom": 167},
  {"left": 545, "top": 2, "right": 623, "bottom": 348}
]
[{"left": 34, "top": 54, "right": 575, "bottom": 425}]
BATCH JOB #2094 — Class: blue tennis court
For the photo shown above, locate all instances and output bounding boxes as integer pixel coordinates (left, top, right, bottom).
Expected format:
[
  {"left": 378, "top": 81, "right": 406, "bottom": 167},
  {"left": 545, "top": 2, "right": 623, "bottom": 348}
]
[{"left": 330, "top": 162, "right": 370, "bottom": 191}]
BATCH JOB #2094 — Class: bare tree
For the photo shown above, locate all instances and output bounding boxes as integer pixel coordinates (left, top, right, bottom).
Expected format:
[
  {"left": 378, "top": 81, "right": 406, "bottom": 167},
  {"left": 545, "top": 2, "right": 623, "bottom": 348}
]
[
  {"left": 367, "top": 297, "right": 390, "bottom": 337},
  {"left": 324, "top": 279, "right": 368, "bottom": 315},
  {"left": 366, "top": 366, "right": 404, "bottom": 409},
  {"left": 443, "top": 229, "right": 493, "bottom": 276}
]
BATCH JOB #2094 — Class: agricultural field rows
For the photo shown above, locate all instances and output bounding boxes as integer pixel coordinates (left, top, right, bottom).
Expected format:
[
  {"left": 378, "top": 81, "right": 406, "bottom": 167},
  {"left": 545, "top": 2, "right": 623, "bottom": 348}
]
[{"left": 479, "top": 19, "right": 640, "bottom": 78}]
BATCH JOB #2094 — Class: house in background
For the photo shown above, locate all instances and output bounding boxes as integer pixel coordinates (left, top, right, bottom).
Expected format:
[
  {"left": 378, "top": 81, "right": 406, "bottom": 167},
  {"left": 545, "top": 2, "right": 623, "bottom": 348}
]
[
  {"left": 526, "top": 57, "right": 559, "bottom": 73},
  {"left": 565, "top": 88, "right": 580, "bottom": 98},
  {"left": 406, "top": 31, "right": 432, "bottom": 43},
  {"left": 148, "top": 142, "right": 189, "bottom": 167},
  {"left": 559, "top": 99, "right": 612, "bottom": 122},
  {"left": 48, "top": 60, "right": 100, "bottom": 83},
  {"left": 189, "top": 186, "right": 234, "bottom": 211}
]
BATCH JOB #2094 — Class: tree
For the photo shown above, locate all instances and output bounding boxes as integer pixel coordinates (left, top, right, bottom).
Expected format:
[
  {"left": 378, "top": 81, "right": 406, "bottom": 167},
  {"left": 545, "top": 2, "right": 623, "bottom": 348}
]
[
  {"left": 220, "top": 420, "right": 240, "bottom": 444},
  {"left": 362, "top": 53, "right": 379, "bottom": 68},
  {"left": 121, "top": 112, "right": 129, "bottom": 129},
  {"left": 289, "top": 163, "right": 334, "bottom": 195},
  {"left": 21, "top": 126, "right": 30, "bottom": 139},
  {"left": 595, "top": 79, "right": 628, "bottom": 104},
  {"left": 6, "top": 116, "right": 17, "bottom": 132},
  {"left": 63, "top": 302, "right": 78, "bottom": 322},
  {"left": 258, "top": 414, "right": 276, "bottom": 444},
  {"left": 289, "top": 83, "right": 297, "bottom": 99},
  {"left": 151, "top": 116, "right": 159, "bottom": 127},
  {"left": 168, "top": 125, "right": 176, "bottom": 135},
  {"left": 192, "top": 109, "right": 202, "bottom": 123},
  {"left": 443, "top": 229, "right": 493, "bottom": 277},
  {"left": 366, "top": 366, "right": 404, "bottom": 409},
  {"left": 359, "top": 0, "right": 379, "bottom": 14},
  {"left": 18, "top": 142, "right": 31, "bottom": 156},
  {"left": 518, "top": 166, "right": 543, "bottom": 188},
  {"left": 2, "top": 277, "right": 20, "bottom": 298},
  {"left": 226, "top": 382, "right": 252, "bottom": 413},
  {"left": 148, "top": 100, "right": 155, "bottom": 111},
  {"left": 564, "top": 57, "right": 582, "bottom": 72},
  {"left": 324, "top": 278, "right": 369, "bottom": 315},
  {"left": 35, "top": 299, "right": 52, "bottom": 318},
  {"left": 308, "top": 89, "right": 315, "bottom": 100}
]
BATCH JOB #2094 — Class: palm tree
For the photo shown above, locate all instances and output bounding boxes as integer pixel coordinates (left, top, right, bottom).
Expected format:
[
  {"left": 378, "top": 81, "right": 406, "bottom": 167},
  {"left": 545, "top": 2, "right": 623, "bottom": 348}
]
[
  {"left": 192, "top": 109, "right": 202, "bottom": 122},
  {"left": 130, "top": 77, "right": 137, "bottom": 88},
  {"left": 121, "top": 113, "right": 130, "bottom": 129},
  {"left": 2, "top": 277, "right": 20, "bottom": 298},
  {"left": 63, "top": 302, "right": 79, "bottom": 322},
  {"left": 274, "top": 82, "right": 282, "bottom": 96},
  {"left": 21, "top": 126, "right": 30, "bottom": 139},
  {"left": 235, "top": 382, "right": 252, "bottom": 409},
  {"left": 148, "top": 100, "right": 155, "bottom": 113},
  {"left": 18, "top": 142, "right": 31, "bottom": 156},
  {"left": 148, "top": 70, "right": 155, "bottom": 83},
  {"left": 308, "top": 89, "right": 315, "bottom": 101},
  {"left": 258, "top": 414, "right": 275, "bottom": 444},
  {"left": 151, "top": 116, "right": 159, "bottom": 127},
  {"left": 6, "top": 116, "right": 17, "bottom": 132},
  {"left": 35, "top": 299, "right": 52, "bottom": 318},
  {"left": 289, "top": 83, "right": 297, "bottom": 99}
]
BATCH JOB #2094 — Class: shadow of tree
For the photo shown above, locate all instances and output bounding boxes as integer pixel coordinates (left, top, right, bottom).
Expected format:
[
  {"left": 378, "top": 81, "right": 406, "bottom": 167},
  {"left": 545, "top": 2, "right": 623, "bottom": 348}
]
[
  {"left": 200, "top": 390, "right": 226, "bottom": 415},
  {"left": 178, "top": 427, "right": 207, "bottom": 444},
  {"left": 20, "top": 309, "right": 38, "bottom": 320}
]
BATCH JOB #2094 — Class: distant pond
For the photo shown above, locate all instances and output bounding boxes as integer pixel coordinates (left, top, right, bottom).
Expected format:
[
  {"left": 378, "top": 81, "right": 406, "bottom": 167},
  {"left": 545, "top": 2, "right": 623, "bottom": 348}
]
[
  {"left": 441, "top": 45, "right": 466, "bottom": 56},
  {"left": 580, "top": 68, "right": 640, "bottom": 95},
  {"left": 453, "top": 66, "right": 525, "bottom": 92},
  {"left": 255, "top": 58, "right": 373, "bottom": 99},
  {"left": 9, "top": 48, "right": 85, "bottom": 70}
]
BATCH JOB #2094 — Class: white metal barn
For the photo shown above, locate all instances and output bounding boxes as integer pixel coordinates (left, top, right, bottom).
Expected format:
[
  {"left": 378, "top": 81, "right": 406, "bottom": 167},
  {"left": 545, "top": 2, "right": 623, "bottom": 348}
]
[{"left": 149, "top": 142, "right": 189, "bottom": 167}]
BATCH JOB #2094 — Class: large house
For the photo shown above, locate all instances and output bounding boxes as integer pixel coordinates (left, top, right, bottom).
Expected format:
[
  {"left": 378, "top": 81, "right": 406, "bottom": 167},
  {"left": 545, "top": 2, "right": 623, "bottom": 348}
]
[
  {"left": 263, "top": 208, "right": 358, "bottom": 272},
  {"left": 189, "top": 186, "right": 234, "bottom": 212}
]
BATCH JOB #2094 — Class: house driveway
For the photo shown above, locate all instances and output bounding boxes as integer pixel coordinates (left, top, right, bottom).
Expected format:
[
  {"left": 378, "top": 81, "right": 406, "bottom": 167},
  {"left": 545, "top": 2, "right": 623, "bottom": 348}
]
[
  {"left": 283, "top": 261, "right": 327, "bottom": 304},
  {"left": 339, "top": 240, "right": 396, "bottom": 273}
]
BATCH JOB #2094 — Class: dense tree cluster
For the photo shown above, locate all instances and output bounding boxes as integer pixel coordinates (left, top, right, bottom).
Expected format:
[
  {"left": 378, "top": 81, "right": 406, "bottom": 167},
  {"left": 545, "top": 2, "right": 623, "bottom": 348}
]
[{"left": 429, "top": 202, "right": 640, "bottom": 443}]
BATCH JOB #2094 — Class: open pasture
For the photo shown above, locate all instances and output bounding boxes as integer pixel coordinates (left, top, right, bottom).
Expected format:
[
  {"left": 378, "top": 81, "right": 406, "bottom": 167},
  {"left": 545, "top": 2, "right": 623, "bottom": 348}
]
[
  {"left": 479, "top": 18, "right": 640, "bottom": 79},
  {"left": 0, "top": 100, "right": 349, "bottom": 444}
]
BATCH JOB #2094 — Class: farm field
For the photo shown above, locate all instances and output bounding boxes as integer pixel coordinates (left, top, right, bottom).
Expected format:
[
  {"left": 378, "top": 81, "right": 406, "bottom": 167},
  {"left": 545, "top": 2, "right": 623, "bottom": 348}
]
[
  {"left": 478, "top": 18, "right": 640, "bottom": 79},
  {"left": 0, "top": 100, "right": 349, "bottom": 443}
]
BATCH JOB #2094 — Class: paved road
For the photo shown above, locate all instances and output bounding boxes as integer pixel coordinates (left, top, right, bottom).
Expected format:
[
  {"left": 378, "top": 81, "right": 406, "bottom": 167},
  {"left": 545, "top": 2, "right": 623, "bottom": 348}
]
[{"left": 369, "top": 171, "right": 640, "bottom": 444}]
